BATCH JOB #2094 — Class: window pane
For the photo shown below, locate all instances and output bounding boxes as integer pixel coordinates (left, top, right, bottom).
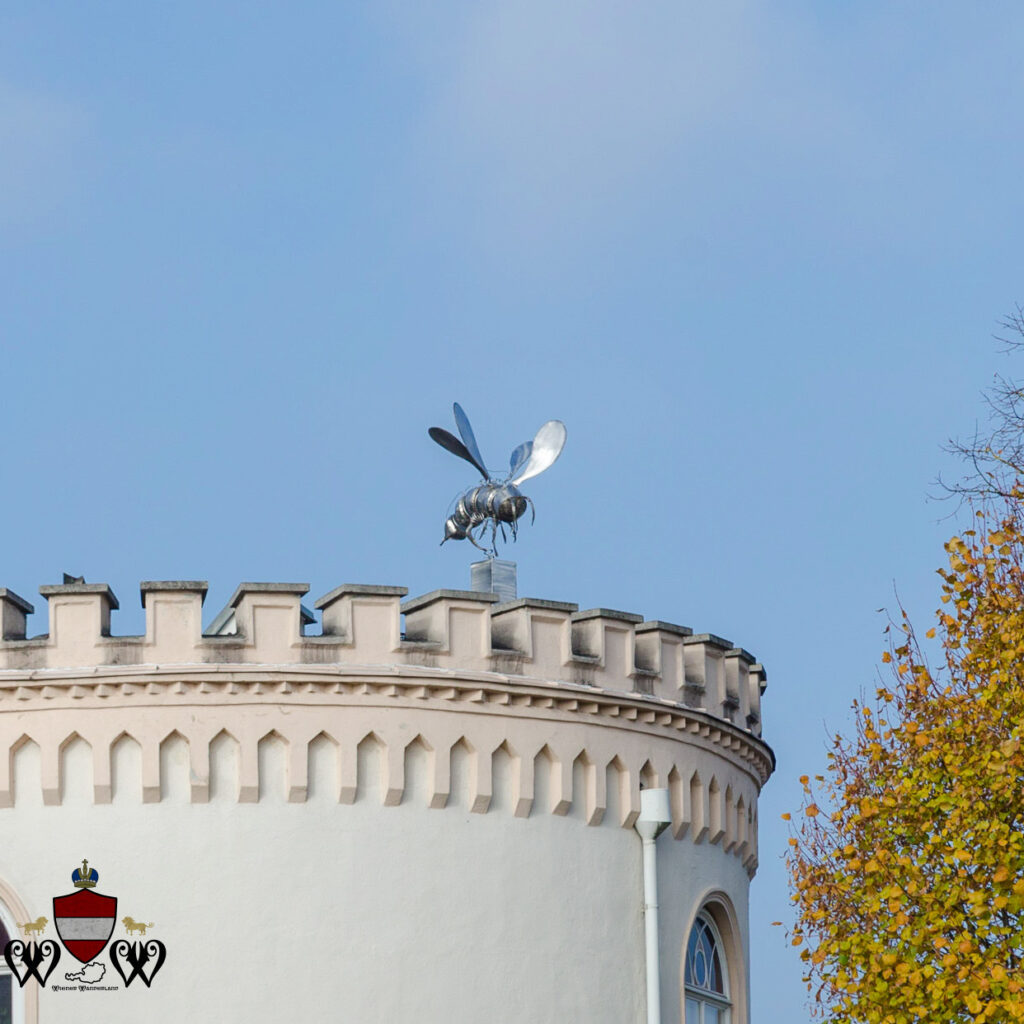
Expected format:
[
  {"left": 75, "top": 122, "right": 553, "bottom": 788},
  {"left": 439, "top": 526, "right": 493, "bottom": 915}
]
[
  {"left": 685, "top": 997, "right": 701, "bottom": 1024},
  {"left": 0, "top": 974, "right": 11, "bottom": 1024},
  {"left": 694, "top": 948, "right": 707, "bottom": 987},
  {"left": 710, "top": 942, "right": 723, "bottom": 993},
  {"left": 687, "top": 915, "right": 727, "bottom": 995},
  {"left": 686, "top": 927, "right": 699, "bottom": 985},
  {"left": 704, "top": 1006, "right": 720, "bottom": 1024}
]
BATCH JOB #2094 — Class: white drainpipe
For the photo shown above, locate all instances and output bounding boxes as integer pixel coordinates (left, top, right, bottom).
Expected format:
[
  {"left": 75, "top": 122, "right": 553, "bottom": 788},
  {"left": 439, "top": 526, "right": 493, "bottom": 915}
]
[{"left": 636, "top": 787, "right": 672, "bottom": 1024}]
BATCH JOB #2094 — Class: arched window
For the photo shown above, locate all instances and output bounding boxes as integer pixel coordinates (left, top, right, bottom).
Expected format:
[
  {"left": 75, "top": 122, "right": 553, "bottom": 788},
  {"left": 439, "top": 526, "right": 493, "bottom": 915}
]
[
  {"left": 0, "top": 878, "right": 33, "bottom": 1024},
  {"left": 0, "top": 905, "right": 23, "bottom": 1024},
  {"left": 684, "top": 914, "right": 730, "bottom": 1024},
  {"left": 0, "top": 912, "right": 11, "bottom": 1024}
]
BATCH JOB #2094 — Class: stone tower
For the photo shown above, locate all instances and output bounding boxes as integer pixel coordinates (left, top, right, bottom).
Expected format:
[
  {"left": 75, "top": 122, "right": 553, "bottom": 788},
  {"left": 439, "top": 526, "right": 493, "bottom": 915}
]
[{"left": 0, "top": 579, "right": 772, "bottom": 1023}]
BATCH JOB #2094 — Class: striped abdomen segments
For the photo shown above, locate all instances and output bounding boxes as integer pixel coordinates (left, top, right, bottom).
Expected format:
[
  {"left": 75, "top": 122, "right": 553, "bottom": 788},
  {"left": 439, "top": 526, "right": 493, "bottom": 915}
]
[{"left": 442, "top": 484, "right": 528, "bottom": 543}]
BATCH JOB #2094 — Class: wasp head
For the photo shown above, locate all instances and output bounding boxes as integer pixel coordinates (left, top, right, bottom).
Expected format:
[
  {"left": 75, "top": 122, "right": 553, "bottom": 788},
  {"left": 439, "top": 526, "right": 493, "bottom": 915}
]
[{"left": 441, "top": 517, "right": 467, "bottom": 545}]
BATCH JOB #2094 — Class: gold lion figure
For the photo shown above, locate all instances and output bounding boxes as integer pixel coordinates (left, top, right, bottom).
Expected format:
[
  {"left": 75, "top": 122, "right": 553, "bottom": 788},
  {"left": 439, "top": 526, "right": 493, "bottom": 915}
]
[
  {"left": 18, "top": 917, "right": 48, "bottom": 938},
  {"left": 122, "top": 916, "right": 155, "bottom": 936}
]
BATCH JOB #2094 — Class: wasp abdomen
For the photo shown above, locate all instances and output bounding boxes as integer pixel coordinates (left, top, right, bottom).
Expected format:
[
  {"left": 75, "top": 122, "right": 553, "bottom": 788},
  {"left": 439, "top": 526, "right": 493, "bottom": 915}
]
[{"left": 441, "top": 484, "right": 529, "bottom": 547}]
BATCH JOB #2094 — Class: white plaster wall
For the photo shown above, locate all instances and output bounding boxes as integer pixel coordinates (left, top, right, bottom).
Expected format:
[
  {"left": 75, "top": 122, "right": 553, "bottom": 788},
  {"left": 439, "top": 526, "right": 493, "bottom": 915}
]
[{"left": 0, "top": 743, "right": 749, "bottom": 1024}]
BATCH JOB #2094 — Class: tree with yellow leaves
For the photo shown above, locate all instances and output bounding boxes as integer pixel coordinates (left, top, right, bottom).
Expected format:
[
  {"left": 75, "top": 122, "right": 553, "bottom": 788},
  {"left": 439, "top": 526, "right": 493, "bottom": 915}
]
[{"left": 786, "top": 488, "right": 1024, "bottom": 1022}]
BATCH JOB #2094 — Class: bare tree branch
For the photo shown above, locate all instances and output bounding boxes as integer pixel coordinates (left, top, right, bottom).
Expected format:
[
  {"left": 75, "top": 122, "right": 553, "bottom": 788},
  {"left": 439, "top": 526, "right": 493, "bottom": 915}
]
[{"left": 937, "top": 306, "right": 1024, "bottom": 502}]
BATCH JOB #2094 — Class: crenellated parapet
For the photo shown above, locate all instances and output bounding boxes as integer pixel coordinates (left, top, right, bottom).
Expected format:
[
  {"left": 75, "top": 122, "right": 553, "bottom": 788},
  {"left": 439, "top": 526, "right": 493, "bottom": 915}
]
[
  {"left": 0, "top": 581, "right": 768, "bottom": 734},
  {"left": 0, "top": 578, "right": 773, "bottom": 877}
]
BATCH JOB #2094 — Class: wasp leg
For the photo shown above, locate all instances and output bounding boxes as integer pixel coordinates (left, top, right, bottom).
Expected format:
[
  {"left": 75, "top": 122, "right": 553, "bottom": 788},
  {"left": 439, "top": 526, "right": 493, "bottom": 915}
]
[{"left": 466, "top": 523, "right": 488, "bottom": 553}]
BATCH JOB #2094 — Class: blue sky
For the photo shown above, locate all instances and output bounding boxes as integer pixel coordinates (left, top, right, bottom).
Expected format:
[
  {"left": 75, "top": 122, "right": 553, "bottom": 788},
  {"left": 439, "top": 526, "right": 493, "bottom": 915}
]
[{"left": 3, "top": 3, "right": 1024, "bottom": 1018}]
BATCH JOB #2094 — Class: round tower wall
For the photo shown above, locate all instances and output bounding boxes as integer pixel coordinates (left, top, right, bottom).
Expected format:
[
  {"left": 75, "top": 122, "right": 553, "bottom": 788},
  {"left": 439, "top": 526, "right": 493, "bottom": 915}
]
[{"left": 0, "top": 581, "right": 772, "bottom": 1024}]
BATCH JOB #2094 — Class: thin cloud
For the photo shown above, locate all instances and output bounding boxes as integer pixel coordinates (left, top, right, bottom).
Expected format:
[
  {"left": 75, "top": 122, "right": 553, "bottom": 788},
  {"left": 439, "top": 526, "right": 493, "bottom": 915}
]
[
  {"left": 395, "top": 3, "right": 1013, "bottom": 258},
  {"left": 0, "top": 80, "right": 90, "bottom": 226},
  {"left": 402, "top": 4, "right": 854, "bottom": 239}
]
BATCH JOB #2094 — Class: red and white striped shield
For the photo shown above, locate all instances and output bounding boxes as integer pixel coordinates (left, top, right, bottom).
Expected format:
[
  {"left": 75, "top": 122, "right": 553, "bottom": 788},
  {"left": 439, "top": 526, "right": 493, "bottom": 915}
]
[{"left": 53, "top": 889, "right": 117, "bottom": 964}]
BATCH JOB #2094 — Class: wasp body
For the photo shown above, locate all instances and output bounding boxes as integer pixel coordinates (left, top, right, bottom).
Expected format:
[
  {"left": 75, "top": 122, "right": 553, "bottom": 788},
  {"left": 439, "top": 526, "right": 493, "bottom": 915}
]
[{"left": 443, "top": 483, "right": 531, "bottom": 547}]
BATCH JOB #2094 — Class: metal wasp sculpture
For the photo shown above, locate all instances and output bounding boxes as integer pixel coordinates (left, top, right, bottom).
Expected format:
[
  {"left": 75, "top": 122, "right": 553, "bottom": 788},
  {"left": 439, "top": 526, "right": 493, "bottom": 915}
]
[{"left": 429, "top": 403, "right": 567, "bottom": 556}]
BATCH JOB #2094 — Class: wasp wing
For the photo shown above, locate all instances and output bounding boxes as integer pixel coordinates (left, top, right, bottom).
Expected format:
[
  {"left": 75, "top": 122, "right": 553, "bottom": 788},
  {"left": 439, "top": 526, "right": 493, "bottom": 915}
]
[
  {"left": 429, "top": 427, "right": 489, "bottom": 478},
  {"left": 509, "top": 420, "right": 566, "bottom": 486},
  {"left": 453, "top": 404, "right": 489, "bottom": 478},
  {"left": 508, "top": 441, "right": 533, "bottom": 479}
]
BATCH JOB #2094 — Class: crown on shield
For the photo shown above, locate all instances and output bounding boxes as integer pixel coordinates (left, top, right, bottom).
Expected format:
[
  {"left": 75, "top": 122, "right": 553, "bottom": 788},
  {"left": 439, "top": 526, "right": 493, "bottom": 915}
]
[{"left": 71, "top": 859, "right": 98, "bottom": 889}]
